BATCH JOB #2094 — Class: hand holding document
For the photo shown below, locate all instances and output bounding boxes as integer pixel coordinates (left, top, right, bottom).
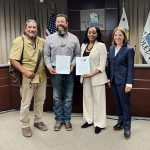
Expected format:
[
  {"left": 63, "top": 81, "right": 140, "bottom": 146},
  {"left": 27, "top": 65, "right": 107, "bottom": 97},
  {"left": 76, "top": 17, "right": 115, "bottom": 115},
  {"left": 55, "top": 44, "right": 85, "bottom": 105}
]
[
  {"left": 76, "top": 56, "right": 90, "bottom": 75},
  {"left": 56, "top": 55, "right": 71, "bottom": 74}
]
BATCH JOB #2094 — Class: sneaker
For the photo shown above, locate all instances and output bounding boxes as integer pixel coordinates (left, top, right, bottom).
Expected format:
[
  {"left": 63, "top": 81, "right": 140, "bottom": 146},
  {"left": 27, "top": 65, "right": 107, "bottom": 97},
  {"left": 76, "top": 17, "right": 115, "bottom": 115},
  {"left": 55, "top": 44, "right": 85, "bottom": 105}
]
[
  {"left": 34, "top": 122, "right": 48, "bottom": 131},
  {"left": 22, "top": 127, "right": 32, "bottom": 138},
  {"left": 54, "top": 122, "right": 62, "bottom": 131},
  {"left": 65, "top": 122, "right": 72, "bottom": 131}
]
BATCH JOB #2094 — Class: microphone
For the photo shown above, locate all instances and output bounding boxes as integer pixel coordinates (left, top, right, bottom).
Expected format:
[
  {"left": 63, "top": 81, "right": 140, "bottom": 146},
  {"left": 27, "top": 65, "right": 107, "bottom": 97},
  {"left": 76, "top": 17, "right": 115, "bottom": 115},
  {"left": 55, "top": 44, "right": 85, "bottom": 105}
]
[{"left": 134, "top": 45, "right": 136, "bottom": 51}]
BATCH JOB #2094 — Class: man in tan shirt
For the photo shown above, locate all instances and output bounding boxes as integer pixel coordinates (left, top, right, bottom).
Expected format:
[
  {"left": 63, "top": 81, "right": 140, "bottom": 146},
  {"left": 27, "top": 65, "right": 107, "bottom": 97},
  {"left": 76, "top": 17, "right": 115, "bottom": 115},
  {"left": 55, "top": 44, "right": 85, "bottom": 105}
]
[{"left": 9, "top": 19, "right": 48, "bottom": 138}]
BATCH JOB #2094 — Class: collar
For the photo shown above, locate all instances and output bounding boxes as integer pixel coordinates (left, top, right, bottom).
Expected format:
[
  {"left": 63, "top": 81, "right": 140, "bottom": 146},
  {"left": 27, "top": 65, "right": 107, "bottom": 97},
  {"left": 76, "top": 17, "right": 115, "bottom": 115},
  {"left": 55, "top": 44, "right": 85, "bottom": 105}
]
[
  {"left": 23, "top": 34, "right": 38, "bottom": 45},
  {"left": 56, "top": 31, "right": 68, "bottom": 38}
]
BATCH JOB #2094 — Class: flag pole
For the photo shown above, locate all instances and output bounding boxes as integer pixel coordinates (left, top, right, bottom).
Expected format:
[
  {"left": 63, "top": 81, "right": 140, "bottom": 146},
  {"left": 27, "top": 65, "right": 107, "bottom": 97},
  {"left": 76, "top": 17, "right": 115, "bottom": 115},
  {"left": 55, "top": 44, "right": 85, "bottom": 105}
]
[
  {"left": 123, "top": 1, "right": 125, "bottom": 8},
  {"left": 123, "top": 1, "right": 129, "bottom": 41},
  {"left": 51, "top": 2, "right": 54, "bottom": 15}
]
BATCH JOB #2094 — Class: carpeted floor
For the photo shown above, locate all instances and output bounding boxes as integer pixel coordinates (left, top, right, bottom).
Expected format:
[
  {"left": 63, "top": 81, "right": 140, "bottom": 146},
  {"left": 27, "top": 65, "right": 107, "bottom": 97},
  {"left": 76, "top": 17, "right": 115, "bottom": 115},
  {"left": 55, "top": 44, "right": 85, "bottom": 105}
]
[{"left": 0, "top": 111, "right": 150, "bottom": 150}]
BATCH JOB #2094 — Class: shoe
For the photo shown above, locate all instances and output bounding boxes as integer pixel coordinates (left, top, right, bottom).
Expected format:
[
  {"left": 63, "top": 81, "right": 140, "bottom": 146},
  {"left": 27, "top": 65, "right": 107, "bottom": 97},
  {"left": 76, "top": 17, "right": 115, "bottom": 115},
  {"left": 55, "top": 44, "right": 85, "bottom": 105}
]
[
  {"left": 34, "top": 122, "right": 48, "bottom": 131},
  {"left": 81, "top": 122, "right": 93, "bottom": 128},
  {"left": 113, "top": 123, "right": 123, "bottom": 130},
  {"left": 95, "top": 127, "right": 102, "bottom": 134},
  {"left": 124, "top": 130, "right": 131, "bottom": 139},
  {"left": 65, "top": 122, "right": 72, "bottom": 131},
  {"left": 54, "top": 122, "right": 62, "bottom": 131},
  {"left": 22, "top": 127, "right": 32, "bottom": 138}
]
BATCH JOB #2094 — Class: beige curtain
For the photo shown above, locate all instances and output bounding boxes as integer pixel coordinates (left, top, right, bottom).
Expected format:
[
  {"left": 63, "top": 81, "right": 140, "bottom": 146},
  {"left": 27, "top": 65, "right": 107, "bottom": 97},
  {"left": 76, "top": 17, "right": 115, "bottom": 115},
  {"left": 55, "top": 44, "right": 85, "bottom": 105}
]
[
  {"left": 0, "top": 0, "right": 67, "bottom": 64},
  {"left": 119, "top": 0, "right": 150, "bottom": 64}
]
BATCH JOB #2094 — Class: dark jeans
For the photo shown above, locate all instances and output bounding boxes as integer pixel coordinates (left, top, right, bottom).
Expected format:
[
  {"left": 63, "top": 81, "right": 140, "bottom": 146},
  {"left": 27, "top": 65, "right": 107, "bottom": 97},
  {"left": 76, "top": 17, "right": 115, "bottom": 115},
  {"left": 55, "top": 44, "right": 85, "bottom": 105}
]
[{"left": 51, "top": 74, "right": 74, "bottom": 123}]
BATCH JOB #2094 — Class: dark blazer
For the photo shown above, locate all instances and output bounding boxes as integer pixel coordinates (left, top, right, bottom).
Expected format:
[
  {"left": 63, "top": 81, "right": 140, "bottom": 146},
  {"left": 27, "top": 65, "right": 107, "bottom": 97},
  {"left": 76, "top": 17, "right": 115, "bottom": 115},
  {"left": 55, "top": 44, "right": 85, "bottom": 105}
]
[{"left": 108, "top": 44, "right": 135, "bottom": 85}]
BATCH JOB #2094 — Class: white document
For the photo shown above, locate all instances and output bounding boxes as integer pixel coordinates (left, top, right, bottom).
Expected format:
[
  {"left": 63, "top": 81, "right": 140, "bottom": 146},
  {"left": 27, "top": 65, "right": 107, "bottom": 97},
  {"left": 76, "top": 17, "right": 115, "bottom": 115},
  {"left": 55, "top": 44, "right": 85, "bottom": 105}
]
[
  {"left": 56, "top": 55, "right": 71, "bottom": 74},
  {"left": 76, "top": 56, "right": 90, "bottom": 75}
]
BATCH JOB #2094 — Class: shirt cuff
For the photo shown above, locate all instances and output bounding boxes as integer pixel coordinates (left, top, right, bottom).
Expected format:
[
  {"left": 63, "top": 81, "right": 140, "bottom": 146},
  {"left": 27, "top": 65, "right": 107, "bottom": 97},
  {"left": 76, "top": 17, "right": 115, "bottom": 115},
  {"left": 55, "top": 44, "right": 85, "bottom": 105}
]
[{"left": 126, "top": 84, "right": 132, "bottom": 88}]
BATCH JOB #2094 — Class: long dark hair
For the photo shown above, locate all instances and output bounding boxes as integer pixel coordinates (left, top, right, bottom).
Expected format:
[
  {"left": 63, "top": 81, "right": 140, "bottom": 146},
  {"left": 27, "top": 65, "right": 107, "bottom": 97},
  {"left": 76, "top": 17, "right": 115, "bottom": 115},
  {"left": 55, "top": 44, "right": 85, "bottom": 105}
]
[{"left": 83, "top": 26, "right": 103, "bottom": 44}]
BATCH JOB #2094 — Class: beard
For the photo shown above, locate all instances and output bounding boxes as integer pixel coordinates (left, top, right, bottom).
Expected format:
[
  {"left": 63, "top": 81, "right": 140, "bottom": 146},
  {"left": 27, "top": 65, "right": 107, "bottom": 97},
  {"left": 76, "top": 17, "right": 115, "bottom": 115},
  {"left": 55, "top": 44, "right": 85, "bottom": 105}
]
[
  {"left": 24, "top": 31, "right": 37, "bottom": 40},
  {"left": 57, "top": 26, "right": 67, "bottom": 36}
]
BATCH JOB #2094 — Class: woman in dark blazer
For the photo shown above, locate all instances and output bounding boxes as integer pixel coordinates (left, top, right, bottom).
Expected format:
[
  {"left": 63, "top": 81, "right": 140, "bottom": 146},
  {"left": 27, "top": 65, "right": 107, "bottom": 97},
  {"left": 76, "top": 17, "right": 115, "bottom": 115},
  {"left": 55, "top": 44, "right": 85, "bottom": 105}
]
[{"left": 108, "top": 27, "right": 135, "bottom": 139}]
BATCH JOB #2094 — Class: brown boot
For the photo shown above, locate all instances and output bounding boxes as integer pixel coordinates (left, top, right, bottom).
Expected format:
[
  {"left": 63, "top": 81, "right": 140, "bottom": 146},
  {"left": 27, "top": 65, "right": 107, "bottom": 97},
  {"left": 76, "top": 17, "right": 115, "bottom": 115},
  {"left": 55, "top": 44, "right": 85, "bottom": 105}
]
[
  {"left": 65, "top": 122, "right": 72, "bottom": 131},
  {"left": 34, "top": 122, "right": 48, "bottom": 131},
  {"left": 54, "top": 122, "right": 62, "bottom": 131},
  {"left": 22, "top": 127, "right": 32, "bottom": 138}
]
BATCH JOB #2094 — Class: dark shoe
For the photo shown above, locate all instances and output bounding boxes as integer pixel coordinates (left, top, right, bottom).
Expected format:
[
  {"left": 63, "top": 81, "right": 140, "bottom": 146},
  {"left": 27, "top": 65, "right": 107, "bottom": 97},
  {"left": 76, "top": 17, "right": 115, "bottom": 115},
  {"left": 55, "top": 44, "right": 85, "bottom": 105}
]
[
  {"left": 65, "top": 122, "right": 72, "bottom": 131},
  {"left": 22, "top": 127, "right": 32, "bottom": 138},
  {"left": 34, "top": 122, "right": 48, "bottom": 131},
  {"left": 54, "top": 122, "right": 62, "bottom": 131},
  {"left": 95, "top": 127, "right": 102, "bottom": 134},
  {"left": 113, "top": 123, "right": 123, "bottom": 130},
  {"left": 81, "top": 122, "right": 93, "bottom": 128},
  {"left": 124, "top": 130, "right": 131, "bottom": 139}
]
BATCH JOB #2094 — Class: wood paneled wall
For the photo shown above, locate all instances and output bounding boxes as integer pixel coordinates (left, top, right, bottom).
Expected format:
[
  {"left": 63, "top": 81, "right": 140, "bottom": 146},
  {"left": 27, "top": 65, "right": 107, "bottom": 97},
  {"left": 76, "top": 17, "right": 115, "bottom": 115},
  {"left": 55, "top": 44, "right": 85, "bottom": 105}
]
[
  {"left": 0, "top": 67, "right": 11, "bottom": 110},
  {"left": 68, "top": 0, "right": 119, "bottom": 48},
  {"left": 1, "top": 66, "right": 150, "bottom": 117}
]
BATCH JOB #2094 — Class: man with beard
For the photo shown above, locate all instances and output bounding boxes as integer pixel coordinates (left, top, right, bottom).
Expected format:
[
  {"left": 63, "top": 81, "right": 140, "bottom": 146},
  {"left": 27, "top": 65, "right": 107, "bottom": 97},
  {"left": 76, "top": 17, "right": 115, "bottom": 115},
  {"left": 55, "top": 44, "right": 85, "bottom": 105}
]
[
  {"left": 44, "top": 14, "right": 80, "bottom": 131},
  {"left": 9, "top": 19, "right": 48, "bottom": 138}
]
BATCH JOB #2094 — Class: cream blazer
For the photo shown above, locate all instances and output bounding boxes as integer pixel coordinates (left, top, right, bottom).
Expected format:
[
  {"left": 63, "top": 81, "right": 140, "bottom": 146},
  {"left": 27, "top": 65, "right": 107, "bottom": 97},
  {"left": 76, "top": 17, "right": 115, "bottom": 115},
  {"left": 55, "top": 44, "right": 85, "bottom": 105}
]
[{"left": 80, "top": 41, "right": 108, "bottom": 86}]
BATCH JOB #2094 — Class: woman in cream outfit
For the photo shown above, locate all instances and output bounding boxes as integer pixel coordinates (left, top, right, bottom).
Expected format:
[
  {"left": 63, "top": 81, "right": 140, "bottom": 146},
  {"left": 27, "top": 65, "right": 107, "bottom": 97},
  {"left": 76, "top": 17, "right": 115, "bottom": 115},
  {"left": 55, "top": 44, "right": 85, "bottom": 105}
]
[{"left": 80, "top": 26, "right": 108, "bottom": 134}]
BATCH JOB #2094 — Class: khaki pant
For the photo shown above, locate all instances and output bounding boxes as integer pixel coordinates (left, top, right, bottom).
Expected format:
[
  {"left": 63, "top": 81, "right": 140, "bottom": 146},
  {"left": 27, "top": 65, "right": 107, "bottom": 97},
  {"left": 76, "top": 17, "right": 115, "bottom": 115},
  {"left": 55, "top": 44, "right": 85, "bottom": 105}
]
[
  {"left": 20, "top": 82, "right": 46, "bottom": 128},
  {"left": 83, "top": 78, "right": 106, "bottom": 128}
]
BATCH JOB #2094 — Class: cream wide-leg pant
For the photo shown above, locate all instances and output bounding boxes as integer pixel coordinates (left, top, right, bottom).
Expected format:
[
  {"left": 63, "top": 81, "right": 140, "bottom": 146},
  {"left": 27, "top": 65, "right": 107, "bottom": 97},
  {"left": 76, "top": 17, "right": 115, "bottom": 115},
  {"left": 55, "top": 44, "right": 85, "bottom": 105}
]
[
  {"left": 83, "top": 78, "right": 106, "bottom": 128},
  {"left": 20, "top": 82, "right": 46, "bottom": 128}
]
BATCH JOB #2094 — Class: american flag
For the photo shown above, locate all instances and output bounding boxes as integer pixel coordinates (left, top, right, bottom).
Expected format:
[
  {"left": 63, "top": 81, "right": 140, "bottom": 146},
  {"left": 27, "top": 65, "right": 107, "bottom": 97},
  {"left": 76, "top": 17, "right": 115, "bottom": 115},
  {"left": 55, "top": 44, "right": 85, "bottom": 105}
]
[{"left": 45, "top": 13, "right": 56, "bottom": 37}]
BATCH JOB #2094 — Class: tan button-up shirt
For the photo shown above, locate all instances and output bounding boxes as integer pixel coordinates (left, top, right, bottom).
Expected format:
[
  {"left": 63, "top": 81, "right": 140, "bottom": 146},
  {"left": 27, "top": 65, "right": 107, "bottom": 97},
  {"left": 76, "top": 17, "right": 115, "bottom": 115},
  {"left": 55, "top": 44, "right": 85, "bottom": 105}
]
[{"left": 9, "top": 35, "right": 46, "bottom": 83}]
